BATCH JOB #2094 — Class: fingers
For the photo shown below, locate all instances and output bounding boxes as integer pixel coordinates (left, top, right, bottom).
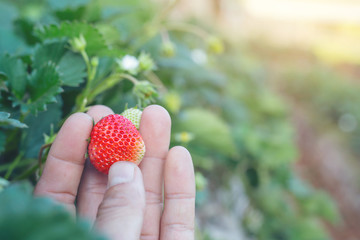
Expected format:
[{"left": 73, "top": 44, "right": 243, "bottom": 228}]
[
  {"left": 160, "top": 146, "right": 195, "bottom": 240},
  {"left": 96, "top": 162, "right": 145, "bottom": 240},
  {"left": 138, "top": 105, "right": 171, "bottom": 239},
  {"left": 34, "top": 113, "right": 93, "bottom": 214},
  {"left": 77, "top": 105, "right": 114, "bottom": 223}
]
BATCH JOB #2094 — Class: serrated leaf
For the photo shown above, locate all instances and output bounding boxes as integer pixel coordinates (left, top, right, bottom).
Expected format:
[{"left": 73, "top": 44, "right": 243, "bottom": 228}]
[
  {"left": 0, "top": 55, "right": 27, "bottom": 100},
  {"left": 35, "top": 22, "right": 108, "bottom": 56},
  {"left": 58, "top": 52, "right": 86, "bottom": 86},
  {"left": 26, "top": 63, "right": 62, "bottom": 113},
  {"left": 14, "top": 18, "right": 40, "bottom": 46},
  {"left": 0, "top": 112, "right": 28, "bottom": 128},
  {"left": 0, "top": 182, "right": 107, "bottom": 240},
  {"left": 54, "top": 7, "right": 87, "bottom": 21},
  {"left": 33, "top": 40, "right": 67, "bottom": 69},
  {"left": 33, "top": 41, "right": 86, "bottom": 87},
  {"left": 48, "top": 0, "right": 90, "bottom": 10},
  {"left": 178, "top": 108, "right": 237, "bottom": 156}
]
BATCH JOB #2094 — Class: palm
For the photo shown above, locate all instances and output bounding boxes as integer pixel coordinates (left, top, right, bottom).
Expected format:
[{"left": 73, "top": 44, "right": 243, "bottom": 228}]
[{"left": 34, "top": 105, "right": 195, "bottom": 240}]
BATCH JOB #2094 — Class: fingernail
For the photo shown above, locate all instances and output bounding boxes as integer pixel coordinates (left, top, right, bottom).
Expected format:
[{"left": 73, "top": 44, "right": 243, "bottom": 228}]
[{"left": 108, "top": 162, "right": 135, "bottom": 188}]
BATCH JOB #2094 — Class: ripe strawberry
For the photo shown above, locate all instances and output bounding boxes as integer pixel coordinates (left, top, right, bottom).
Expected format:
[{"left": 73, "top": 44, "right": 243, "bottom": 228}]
[
  {"left": 88, "top": 114, "right": 145, "bottom": 174},
  {"left": 120, "top": 108, "right": 142, "bottom": 129}
]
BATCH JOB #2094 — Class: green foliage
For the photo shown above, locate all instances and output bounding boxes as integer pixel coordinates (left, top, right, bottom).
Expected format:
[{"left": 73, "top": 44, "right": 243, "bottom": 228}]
[
  {"left": 281, "top": 64, "right": 360, "bottom": 156},
  {"left": 0, "top": 0, "right": 339, "bottom": 239},
  {"left": 0, "top": 55, "right": 27, "bottom": 101},
  {"left": 0, "top": 181, "right": 106, "bottom": 240},
  {"left": 27, "top": 63, "right": 62, "bottom": 113},
  {"left": 177, "top": 108, "right": 237, "bottom": 156},
  {"left": 35, "top": 22, "right": 109, "bottom": 56},
  {"left": 0, "top": 112, "right": 27, "bottom": 129}
]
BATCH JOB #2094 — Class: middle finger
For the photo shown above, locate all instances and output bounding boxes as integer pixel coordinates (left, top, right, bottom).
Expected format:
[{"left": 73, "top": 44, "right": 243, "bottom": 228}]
[{"left": 139, "top": 105, "right": 171, "bottom": 239}]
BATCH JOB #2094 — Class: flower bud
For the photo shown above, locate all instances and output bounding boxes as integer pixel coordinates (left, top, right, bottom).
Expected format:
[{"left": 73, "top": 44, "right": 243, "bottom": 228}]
[
  {"left": 138, "top": 52, "right": 156, "bottom": 72},
  {"left": 174, "top": 131, "right": 195, "bottom": 144},
  {"left": 91, "top": 57, "right": 99, "bottom": 68},
  {"left": 206, "top": 36, "right": 224, "bottom": 54},
  {"left": 164, "top": 91, "right": 181, "bottom": 114},
  {"left": 133, "top": 81, "right": 158, "bottom": 103},
  {"left": 161, "top": 41, "right": 176, "bottom": 57},
  {"left": 69, "top": 34, "right": 87, "bottom": 53}
]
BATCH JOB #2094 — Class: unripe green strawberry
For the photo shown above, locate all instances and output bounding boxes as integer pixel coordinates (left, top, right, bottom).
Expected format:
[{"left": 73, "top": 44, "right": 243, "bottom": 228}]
[
  {"left": 88, "top": 114, "right": 145, "bottom": 174},
  {"left": 120, "top": 108, "right": 142, "bottom": 129}
]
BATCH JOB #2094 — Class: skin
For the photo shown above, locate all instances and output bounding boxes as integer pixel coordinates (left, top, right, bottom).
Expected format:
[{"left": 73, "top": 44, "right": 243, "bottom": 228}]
[{"left": 34, "top": 105, "right": 195, "bottom": 240}]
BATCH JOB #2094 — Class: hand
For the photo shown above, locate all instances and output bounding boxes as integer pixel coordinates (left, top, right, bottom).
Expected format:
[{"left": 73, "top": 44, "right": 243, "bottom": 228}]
[{"left": 34, "top": 105, "right": 195, "bottom": 240}]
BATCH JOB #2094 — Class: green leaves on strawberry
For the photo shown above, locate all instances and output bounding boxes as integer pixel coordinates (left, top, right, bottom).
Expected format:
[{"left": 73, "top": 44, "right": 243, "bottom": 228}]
[{"left": 88, "top": 114, "right": 145, "bottom": 174}]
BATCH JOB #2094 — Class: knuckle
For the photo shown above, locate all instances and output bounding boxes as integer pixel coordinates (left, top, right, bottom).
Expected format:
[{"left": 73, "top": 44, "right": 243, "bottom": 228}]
[
  {"left": 102, "top": 184, "right": 145, "bottom": 210},
  {"left": 165, "top": 192, "right": 195, "bottom": 201},
  {"left": 145, "top": 188, "right": 162, "bottom": 204},
  {"left": 164, "top": 222, "right": 194, "bottom": 233}
]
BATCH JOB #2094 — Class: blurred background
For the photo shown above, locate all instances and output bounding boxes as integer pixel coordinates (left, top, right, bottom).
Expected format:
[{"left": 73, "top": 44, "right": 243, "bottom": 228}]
[{"left": 0, "top": 0, "right": 360, "bottom": 239}]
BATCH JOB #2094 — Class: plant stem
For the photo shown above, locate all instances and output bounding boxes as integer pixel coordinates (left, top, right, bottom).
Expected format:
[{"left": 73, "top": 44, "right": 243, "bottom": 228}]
[
  {"left": 76, "top": 50, "right": 97, "bottom": 112},
  {"left": 145, "top": 71, "right": 167, "bottom": 93},
  {"left": 4, "top": 152, "right": 24, "bottom": 180},
  {"left": 13, "top": 163, "right": 39, "bottom": 181},
  {"left": 80, "top": 50, "right": 91, "bottom": 79},
  {"left": 88, "top": 73, "right": 123, "bottom": 100},
  {"left": 38, "top": 143, "right": 52, "bottom": 175},
  {"left": 164, "top": 22, "right": 209, "bottom": 39},
  {"left": 119, "top": 73, "right": 139, "bottom": 85},
  {"left": 0, "top": 158, "right": 35, "bottom": 173}
]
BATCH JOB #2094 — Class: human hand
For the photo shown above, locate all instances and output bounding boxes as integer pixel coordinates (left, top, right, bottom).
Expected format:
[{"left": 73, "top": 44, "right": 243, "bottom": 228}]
[{"left": 34, "top": 105, "right": 195, "bottom": 240}]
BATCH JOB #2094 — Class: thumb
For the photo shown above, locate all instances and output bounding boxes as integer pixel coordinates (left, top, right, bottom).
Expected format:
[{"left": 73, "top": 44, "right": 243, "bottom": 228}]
[{"left": 95, "top": 162, "right": 145, "bottom": 240}]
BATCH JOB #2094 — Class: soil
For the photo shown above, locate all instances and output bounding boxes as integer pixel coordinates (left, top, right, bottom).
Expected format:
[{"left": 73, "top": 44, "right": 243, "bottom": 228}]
[{"left": 293, "top": 109, "right": 360, "bottom": 240}]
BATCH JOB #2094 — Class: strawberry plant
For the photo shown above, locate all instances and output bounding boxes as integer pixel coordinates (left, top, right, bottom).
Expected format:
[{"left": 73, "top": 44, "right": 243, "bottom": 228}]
[{"left": 0, "top": 0, "right": 339, "bottom": 239}]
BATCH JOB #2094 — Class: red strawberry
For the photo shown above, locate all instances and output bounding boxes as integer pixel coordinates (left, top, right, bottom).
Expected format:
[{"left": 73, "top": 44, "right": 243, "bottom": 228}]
[{"left": 88, "top": 114, "right": 145, "bottom": 174}]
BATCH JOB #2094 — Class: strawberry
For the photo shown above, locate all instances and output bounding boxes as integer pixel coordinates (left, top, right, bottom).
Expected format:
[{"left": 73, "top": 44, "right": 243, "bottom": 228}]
[
  {"left": 120, "top": 108, "right": 142, "bottom": 129},
  {"left": 88, "top": 114, "right": 145, "bottom": 174}
]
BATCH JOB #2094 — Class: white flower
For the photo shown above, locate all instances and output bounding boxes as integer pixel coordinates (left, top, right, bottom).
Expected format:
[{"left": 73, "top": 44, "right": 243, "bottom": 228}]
[
  {"left": 118, "top": 55, "right": 140, "bottom": 74},
  {"left": 191, "top": 49, "right": 207, "bottom": 65}
]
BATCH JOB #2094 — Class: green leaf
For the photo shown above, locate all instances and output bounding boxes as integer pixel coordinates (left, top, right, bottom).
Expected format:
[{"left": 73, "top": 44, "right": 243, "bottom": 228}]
[
  {"left": 14, "top": 18, "right": 40, "bottom": 46},
  {"left": 290, "top": 218, "right": 329, "bottom": 240},
  {"left": 33, "top": 41, "right": 86, "bottom": 87},
  {"left": 0, "top": 55, "right": 27, "bottom": 100},
  {"left": 35, "top": 22, "right": 109, "bottom": 56},
  {"left": 48, "top": 0, "right": 90, "bottom": 10},
  {"left": 0, "top": 72, "right": 7, "bottom": 81},
  {"left": 54, "top": 7, "right": 87, "bottom": 21},
  {"left": 26, "top": 63, "right": 63, "bottom": 113},
  {"left": 178, "top": 108, "right": 237, "bottom": 156},
  {"left": 58, "top": 52, "right": 86, "bottom": 86},
  {"left": 0, "top": 181, "right": 107, "bottom": 240},
  {"left": 33, "top": 40, "right": 67, "bottom": 69},
  {"left": 0, "top": 112, "right": 28, "bottom": 128},
  {"left": 47, "top": 0, "right": 89, "bottom": 21},
  {"left": 22, "top": 102, "right": 62, "bottom": 158}
]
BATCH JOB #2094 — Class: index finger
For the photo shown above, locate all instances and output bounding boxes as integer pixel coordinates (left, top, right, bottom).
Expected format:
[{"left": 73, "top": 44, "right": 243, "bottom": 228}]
[{"left": 34, "top": 113, "right": 93, "bottom": 214}]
